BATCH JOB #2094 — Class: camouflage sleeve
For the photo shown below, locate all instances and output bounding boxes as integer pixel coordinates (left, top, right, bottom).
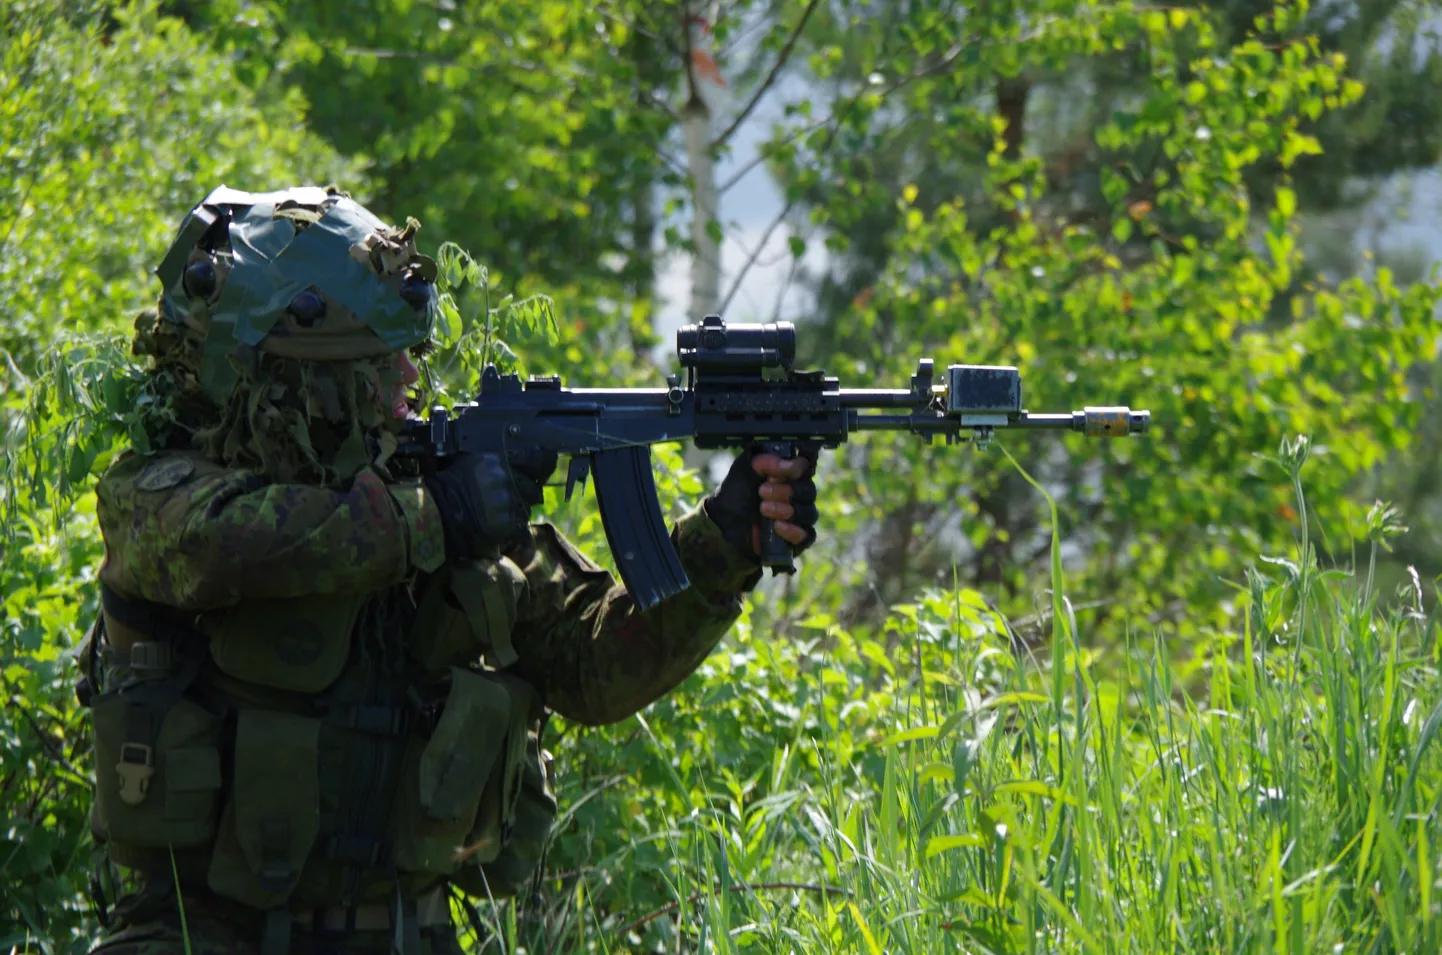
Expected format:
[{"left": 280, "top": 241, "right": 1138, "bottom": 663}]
[
  {"left": 95, "top": 452, "right": 445, "bottom": 610},
  {"left": 505, "top": 505, "right": 763, "bottom": 726}
]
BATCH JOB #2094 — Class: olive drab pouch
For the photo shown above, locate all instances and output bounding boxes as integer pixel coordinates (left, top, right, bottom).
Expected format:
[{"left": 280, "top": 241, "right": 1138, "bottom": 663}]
[
  {"left": 390, "top": 667, "right": 535, "bottom": 876},
  {"left": 90, "top": 686, "right": 224, "bottom": 849},
  {"left": 203, "top": 593, "right": 368, "bottom": 694},
  {"left": 462, "top": 672, "right": 538, "bottom": 868},
  {"left": 453, "top": 728, "right": 558, "bottom": 901},
  {"left": 407, "top": 558, "right": 526, "bottom": 671},
  {"left": 207, "top": 710, "right": 322, "bottom": 909}
]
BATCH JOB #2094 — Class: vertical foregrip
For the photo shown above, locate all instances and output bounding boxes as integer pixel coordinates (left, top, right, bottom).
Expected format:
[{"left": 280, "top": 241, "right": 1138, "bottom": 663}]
[{"left": 591, "top": 447, "right": 692, "bottom": 611}]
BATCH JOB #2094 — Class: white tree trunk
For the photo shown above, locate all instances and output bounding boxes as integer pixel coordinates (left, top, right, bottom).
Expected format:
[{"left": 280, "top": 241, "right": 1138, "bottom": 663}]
[
  {"left": 684, "top": 93, "right": 719, "bottom": 321},
  {"left": 682, "top": 3, "right": 722, "bottom": 322}
]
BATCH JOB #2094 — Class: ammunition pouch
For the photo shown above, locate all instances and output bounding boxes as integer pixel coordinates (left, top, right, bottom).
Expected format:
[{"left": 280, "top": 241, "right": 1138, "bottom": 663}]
[
  {"left": 196, "top": 593, "right": 365, "bottom": 909},
  {"left": 207, "top": 709, "right": 323, "bottom": 909},
  {"left": 203, "top": 593, "right": 367, "bottom": 694},
  {"left": 408, "top": 558, "right": 526, "bottom": 670},
  {"left": 86, "top": 586, "right": 222, "bottom": 858},
  {"left": 90, "top": 683, "right": 225, "bottom": 852},
  {"left": 391, "top": 667, "right": 536, "bottom": 877},
  {"left": 454, "top": 725, "right": 558, "bottom": 901}
]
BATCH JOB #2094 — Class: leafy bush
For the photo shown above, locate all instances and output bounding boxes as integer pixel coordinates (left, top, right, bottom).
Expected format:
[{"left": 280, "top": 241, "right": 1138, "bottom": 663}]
[
  {"left": 511, "top": 450, "right": 1442, "bottom": 954},
  {"left": 3, "top": 1, "right": 1440, "bottom": 953},
  {"left": 1, "top": 1, "right": 355, "bottom": 947}
]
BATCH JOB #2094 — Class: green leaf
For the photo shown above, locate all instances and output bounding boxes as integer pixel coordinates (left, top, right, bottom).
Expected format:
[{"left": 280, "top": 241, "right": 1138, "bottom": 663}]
[
  {"left": 879, "top": 725, "right": 938, "bottom": 746},
  {"left": 925, "top": 832, "right": 985, "bottom": 858}
]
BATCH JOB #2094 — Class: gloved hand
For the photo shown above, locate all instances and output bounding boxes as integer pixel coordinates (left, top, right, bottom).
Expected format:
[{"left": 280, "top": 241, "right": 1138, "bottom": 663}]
[
  {"left": 425, "top": 446, "right": 558, "bottom": 560},
  {"left": 704, "top": 447, "right": 818, "bottom": 560}
]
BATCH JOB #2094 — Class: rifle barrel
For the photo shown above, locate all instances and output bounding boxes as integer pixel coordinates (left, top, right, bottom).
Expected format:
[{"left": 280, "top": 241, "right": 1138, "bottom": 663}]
[
  {"left": 838, "top": 388, "right": 923, "bottom": 409},
  {"left": 848, "top": 407, "right": 1150, "bottom": 437},
  {"left": 1012, "top": 408, "right": 1150, "bottom": 436}
]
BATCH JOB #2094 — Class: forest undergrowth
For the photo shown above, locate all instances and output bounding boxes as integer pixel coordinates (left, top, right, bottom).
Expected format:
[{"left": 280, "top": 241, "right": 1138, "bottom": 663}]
[
  {"left": 435, "top": 441, "right": 1442, "bottom": 955},
  {"left": 5, "top": 2, "right": 1442, "bottom": 951},
  {"left": 4, "top": 396, "right": 1439, "bottom": 955}
]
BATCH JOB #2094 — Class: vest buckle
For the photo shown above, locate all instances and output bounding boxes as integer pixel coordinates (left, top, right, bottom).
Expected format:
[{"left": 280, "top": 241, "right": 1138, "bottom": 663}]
[{"left": 116, "top": 742, "right": 155, "bottom": 805}]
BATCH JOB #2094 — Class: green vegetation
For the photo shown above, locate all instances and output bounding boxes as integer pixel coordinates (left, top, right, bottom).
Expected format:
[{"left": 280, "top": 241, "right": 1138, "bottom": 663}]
[
  {"left": 3, "top": 0, "right": 1440, "bottom": 952},
  {"left": 530, "top": 446, "right": 1442, "bottom": 954}
]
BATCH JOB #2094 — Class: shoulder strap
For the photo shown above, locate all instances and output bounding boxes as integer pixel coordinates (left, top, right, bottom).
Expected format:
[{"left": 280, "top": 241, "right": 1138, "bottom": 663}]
[{"left": 100, "top": 582, "right": 201, "bottom": 646}]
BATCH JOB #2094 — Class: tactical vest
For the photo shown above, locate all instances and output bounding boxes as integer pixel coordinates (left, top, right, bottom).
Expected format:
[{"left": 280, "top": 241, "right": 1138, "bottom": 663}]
[{"left": 80, "top": 548, "right": 558, "bottom": 944}]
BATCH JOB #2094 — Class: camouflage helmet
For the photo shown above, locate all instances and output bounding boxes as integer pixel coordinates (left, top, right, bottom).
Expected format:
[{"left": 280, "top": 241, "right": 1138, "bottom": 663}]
[{"left": 153, "top": 185, "right": 438, "bottom": 402}]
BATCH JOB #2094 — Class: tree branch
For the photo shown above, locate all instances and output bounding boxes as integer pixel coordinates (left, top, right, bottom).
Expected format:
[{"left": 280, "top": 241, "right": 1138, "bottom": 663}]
[
  {"left": 710, "top": 0, "right": 822, "bottom": 150},
  {"left": 6, "top": 695, "right": 87, "bottom": 784},
  {"left": 719, "top": 20, "right": 1031, "bottom": 198},
  {"left": 718, "top": 111, "right": 831, "bottom": 194},
  {"left": 717, "top": 195, "right": 797, "bottom": 316},
  {"left": 717, "top": 17, "right": 1053, "bottom": 309},
  {"left": 769, "top": 245, "right": 804, "bottom": 324}
]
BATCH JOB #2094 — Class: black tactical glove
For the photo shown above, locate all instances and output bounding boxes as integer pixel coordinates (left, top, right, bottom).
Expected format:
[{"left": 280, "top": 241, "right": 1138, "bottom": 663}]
[
  {"left": 425, "top": 446, "right": 559, "bottom": 560},
  {"left": 704, "top": 446, "right": 819, "bottom": 559}
]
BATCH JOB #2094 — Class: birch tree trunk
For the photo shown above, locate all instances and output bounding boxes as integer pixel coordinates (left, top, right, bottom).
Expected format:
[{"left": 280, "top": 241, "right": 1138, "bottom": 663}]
[{"left": 682, "top": 11, "right": 720, "bottom": 321}]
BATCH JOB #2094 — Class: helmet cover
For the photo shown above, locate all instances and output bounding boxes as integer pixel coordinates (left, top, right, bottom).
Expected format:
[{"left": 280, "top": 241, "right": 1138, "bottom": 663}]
[{"left": 154, "top": 185, "right": 437, "bottom": 403}]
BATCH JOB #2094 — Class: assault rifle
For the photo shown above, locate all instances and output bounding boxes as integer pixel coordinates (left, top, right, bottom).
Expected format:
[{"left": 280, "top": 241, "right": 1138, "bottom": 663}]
[{"left": 399, "top": 315, "right": 1150, "bottom": 610}]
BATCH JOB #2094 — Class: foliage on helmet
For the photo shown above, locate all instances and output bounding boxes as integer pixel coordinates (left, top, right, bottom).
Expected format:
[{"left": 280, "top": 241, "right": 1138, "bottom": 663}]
[
  {"left": 128, "top": 186, "right": 437, "bottom": 486},
  {"left": 154, "top": 185, "right": 437, "bottom": 403}
]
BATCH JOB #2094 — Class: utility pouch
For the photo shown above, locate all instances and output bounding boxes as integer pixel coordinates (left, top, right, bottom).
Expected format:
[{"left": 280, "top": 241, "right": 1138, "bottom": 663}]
[
  {"left": 204, "top": 593, "right": 367, "bottom": 694},
  {"left": 391, "top": 667, "right": 531, "bottom": 876},
  {"left": 465, "top": 673, "right": 538, "bottom": 868},
  {"left": 454, "top": 728, "right": 557, "bottom": 900},
  {"left": 207, "top": 709, "right": 322, "bottom": 909},
  {"left": 90, "top": 686, "right": 223, "bottom": 849},
  {"left": 408, "top": 558, "right": 525, "bottom": 670}
]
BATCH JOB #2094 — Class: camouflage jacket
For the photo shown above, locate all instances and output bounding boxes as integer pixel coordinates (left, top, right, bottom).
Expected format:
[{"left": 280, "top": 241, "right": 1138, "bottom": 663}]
[{"left": 94, "top": 449, "right": 762, "bottom": 725}]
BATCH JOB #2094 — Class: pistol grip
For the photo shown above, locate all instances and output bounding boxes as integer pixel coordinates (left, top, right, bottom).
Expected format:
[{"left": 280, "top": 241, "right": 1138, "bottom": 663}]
[{"left": 755, "top": 440, "right": 800, "bottom": 575}]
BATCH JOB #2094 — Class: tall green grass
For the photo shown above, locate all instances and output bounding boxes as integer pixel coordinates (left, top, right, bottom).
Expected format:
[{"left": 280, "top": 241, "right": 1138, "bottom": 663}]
[{"left": 478, "top": 447, "right": 1442, "bottom": 954}]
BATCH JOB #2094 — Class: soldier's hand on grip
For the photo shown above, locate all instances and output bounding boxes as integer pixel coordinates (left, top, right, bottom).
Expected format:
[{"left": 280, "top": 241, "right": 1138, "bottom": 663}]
[
  {"left": 425, "top": 447, "right": 558, "bottom": 559},
  {"left": 705, "top": 448, "right": 818, "bottom": 559}
]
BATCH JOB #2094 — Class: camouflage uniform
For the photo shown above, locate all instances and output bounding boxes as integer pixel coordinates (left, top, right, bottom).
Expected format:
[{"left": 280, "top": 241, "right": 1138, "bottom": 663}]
[
  {"left": 83, "top": 187, "right": 766, "bottom": 955},
  {"left": 95, "top": 450, "right": 760, "bottom": 723}
]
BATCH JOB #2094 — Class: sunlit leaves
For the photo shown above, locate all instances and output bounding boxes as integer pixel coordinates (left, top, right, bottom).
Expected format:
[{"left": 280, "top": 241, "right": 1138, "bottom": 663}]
[{"left": 763, "top": 0, "right": 1442, "bottom": 632}]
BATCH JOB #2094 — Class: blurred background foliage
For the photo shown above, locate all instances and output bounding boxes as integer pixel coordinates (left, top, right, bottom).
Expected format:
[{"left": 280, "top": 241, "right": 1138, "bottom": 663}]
[{"left": 3, "top": 0, "right": 1442, "bottom": 951}]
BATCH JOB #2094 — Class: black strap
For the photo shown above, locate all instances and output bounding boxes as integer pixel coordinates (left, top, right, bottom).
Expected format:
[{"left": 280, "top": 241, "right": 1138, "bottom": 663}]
[
  {"left": 100, "top": 582, "right": 201, "bottom": 646},
  {"left": 261, "top": 907, "right": 292, "bottom": 955},
  {"left": 76, "top": 613, "right": 104, "bottom": 707},
  {"left": 257, "top": 816, "right": 295, "bottom": 894},
  {"left": 394, "top": 882, "right": 422, "bottom": 955},
  {"left": 320, "top": 702, "right": 410, "bottom": 737},
  {"left": 321, "top": 832, "right": 388, "bottom": 868},
  {"left": 87, "top": 862, "right": 112, "bottom": 929}
]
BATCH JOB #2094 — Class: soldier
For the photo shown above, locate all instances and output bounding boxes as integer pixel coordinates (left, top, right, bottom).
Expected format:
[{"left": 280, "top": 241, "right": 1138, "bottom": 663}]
[{"left": 82, "top": 186, "right": 819, "bottom": 955}]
